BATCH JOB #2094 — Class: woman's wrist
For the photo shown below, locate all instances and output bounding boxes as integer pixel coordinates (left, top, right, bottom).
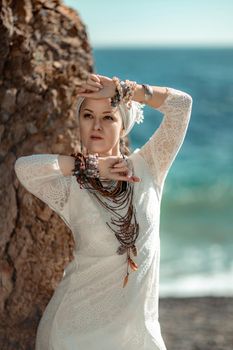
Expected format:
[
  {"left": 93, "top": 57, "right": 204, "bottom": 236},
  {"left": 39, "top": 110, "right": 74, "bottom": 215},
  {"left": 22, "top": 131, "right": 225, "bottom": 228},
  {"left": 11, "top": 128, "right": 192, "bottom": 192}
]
[
  {"left": 111, "top": 78, "right": 142, "bottom": 108},
  {"left": 132, "top": 84, "right": 147, "bottom": 104},
  {"left": 97, "top": 157, "right": 106, "bottom": 179},
  {"left": 109, "top": 79, "right": 117, "bottom": 98},
  {"left": 133, "top": 83, "right": 169, "bottom": 109},
  {"left": 111, "top": 78, "right": 161, "bottom": 107},
  {"left": 111, "top": 80, "right": 146, "bottom": 104}
]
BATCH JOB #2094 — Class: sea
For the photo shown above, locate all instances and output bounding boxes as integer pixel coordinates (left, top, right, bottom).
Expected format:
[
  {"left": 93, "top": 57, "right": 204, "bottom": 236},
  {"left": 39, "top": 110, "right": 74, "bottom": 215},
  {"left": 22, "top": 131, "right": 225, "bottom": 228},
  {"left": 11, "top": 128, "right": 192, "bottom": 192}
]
[{"left": 93, "top": 46, "right": 233, "bottom": 297}]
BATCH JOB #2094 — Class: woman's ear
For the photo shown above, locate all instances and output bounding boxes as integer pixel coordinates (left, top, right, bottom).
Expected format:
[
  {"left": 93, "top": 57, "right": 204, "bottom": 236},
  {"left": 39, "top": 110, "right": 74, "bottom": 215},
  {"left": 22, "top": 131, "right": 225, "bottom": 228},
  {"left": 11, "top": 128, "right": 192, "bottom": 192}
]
[{"left": 120, "top": 128, "right": 125, "bottom": 137}]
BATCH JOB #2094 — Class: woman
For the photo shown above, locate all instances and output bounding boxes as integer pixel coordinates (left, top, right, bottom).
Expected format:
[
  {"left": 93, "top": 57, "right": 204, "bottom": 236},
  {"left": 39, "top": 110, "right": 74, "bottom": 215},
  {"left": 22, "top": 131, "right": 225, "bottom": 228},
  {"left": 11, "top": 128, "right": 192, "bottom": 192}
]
[{"left": 14, "top": 73, "right": 193, "bottom": 350}]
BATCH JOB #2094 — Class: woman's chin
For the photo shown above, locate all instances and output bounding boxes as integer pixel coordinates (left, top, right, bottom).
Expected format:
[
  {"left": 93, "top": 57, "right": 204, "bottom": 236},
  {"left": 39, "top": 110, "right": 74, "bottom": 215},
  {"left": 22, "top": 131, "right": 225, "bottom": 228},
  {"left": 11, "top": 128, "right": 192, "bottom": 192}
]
[{"left": 84, "top": 146, "right": 109, "bottom": 155}]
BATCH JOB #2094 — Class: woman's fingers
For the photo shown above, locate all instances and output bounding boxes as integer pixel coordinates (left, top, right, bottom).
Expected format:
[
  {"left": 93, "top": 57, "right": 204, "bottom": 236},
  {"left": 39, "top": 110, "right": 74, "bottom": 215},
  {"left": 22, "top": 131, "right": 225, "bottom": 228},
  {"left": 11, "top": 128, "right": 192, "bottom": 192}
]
[
  {"left": 89, "top": 73, "right": 101, "bottom": 83},
  {"left": 114, "top": 175, "right": 141, "bottom": 182},
  {"left": 130, "top": 176, "right": 141, "bottom": 182},
  {"left": 109, "top": 158, "right": 139, "bottom": 180},
  {"left": 110, "top": 166, "right": 129, "bottom": 173},
  {"left": 113, "top": 162, "right": 124, "bottom": 167},
  {"left": 80, "top": 82, "right": 102, "bottom": 90},
  {"left": 77, "top": 75, "right": 103, "bottom": 93},
  {"left": 113, "top": 159, "right": 129, "bottom": 167},
  {"left": 110, "top": 168, "right": 141, "bottom": 182},
  {"left": 88, "top": 81, "right": 103, "bottom": 88},
  {"left": 86, "top": 75, "right": 103, "bottom": 87}
]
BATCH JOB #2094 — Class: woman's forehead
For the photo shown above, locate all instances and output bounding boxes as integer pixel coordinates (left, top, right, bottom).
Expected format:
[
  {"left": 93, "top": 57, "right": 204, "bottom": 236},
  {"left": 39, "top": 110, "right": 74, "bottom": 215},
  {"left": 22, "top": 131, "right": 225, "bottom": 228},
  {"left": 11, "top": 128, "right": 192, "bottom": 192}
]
[{"left": 81, "top": 98, "right": 119, "bottom": 114}]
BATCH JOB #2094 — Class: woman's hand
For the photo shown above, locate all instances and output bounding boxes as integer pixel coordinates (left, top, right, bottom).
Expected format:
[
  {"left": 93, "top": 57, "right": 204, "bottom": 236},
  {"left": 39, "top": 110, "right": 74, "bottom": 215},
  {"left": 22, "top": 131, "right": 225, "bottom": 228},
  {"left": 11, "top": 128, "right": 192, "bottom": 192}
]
[
  {"left": 98, "top": 156, "right": 141, "bottom": 183},
  {"left": 76, "top": 73, "right": 116, "bottom": 100}
]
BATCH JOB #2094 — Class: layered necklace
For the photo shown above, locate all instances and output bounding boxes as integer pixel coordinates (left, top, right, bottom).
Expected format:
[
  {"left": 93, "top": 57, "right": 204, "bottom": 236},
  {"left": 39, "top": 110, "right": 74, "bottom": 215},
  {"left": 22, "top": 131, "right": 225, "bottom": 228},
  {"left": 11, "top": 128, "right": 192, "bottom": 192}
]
[{"left": 70, "top": 152, "right": 139, "bottom": 288}]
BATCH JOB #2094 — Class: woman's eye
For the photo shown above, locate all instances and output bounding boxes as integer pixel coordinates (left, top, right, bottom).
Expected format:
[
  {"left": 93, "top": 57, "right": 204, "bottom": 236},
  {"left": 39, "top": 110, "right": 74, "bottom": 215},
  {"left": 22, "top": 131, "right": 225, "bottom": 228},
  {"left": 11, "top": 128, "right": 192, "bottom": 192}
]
[
  {"left": 83, "top": 113, "right": 113, "bottom": 120},
  {"left": 104, "top": 115, "right": 114, "bottom": 120}
]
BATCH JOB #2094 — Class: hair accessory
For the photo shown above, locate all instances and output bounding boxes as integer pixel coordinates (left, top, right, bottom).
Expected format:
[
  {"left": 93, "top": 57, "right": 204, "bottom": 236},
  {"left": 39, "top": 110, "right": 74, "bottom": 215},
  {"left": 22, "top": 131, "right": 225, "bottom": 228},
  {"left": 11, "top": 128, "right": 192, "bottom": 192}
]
[
  {"left": 117, "top": 100, "right": 145, "bottom": 137},
  {"left": 134, "top": 101, "right": 145, "bottom": 124}
]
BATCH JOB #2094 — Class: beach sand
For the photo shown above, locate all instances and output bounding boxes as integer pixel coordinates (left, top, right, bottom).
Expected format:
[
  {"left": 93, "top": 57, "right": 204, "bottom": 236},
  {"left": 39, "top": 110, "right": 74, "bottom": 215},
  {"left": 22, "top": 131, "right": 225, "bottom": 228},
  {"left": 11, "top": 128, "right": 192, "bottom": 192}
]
[{"left": 159, "top": 296, "right": 233, "bottom": 350}]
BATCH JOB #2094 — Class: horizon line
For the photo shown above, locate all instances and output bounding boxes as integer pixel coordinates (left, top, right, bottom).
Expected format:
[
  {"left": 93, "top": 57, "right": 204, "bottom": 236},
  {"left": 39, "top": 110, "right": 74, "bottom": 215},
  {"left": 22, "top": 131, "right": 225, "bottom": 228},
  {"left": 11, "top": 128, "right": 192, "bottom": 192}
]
[{"left": 92, "top": 44, "right": 233, "bottom": 49}]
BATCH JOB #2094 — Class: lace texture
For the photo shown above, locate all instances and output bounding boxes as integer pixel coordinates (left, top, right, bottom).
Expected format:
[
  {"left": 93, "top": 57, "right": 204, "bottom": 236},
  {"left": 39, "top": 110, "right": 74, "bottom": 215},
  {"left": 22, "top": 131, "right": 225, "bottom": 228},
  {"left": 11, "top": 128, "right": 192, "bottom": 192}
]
[
  {"left": 14, "top": 86, "right": 193, "bottom": 350},
  {"left": 14, "top": 154, "right": 72, "bottom": 228},
  {"left": 138, "top": 87, "right": 193, "bottom": 189}
]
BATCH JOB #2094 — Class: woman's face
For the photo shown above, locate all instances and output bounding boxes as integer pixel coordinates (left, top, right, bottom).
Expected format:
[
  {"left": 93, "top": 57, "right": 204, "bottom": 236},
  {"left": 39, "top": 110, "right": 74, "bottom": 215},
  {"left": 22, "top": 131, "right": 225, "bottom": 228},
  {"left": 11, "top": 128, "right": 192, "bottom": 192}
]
[{"left": 79, "top": 97, "right": 124, "bottom": 157}]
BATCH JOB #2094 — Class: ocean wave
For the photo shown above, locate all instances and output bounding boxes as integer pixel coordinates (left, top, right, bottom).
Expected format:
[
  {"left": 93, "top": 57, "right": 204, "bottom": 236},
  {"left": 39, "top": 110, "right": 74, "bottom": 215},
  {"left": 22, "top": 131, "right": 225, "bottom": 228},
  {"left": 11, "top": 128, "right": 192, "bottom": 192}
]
[{"left": 160, "top": 270, "right": 233, "bottom": 297}]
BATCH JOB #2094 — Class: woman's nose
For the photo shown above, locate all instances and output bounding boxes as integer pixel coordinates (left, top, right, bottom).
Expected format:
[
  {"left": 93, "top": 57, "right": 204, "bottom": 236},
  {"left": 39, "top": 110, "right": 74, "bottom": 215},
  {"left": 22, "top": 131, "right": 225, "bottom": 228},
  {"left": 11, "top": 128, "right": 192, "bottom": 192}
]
[{"left": 93, "top": 120, "right": 102, "bottom": 130}]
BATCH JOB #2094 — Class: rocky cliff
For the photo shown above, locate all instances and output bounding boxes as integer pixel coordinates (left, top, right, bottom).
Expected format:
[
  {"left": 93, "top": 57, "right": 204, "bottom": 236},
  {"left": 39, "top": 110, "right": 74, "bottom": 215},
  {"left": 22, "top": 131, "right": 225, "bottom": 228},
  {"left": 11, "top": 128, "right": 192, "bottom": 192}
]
[{"left": 0, "top": 1, "right": 93, "bottom": 348}]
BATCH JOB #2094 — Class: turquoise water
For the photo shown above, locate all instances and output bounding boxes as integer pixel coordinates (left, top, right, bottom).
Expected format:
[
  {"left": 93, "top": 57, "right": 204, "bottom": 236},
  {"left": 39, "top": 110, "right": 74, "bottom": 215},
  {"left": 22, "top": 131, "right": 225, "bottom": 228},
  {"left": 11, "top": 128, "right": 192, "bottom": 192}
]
[{"left": 93, "top": 47, "right": 233, "bottom": 297}]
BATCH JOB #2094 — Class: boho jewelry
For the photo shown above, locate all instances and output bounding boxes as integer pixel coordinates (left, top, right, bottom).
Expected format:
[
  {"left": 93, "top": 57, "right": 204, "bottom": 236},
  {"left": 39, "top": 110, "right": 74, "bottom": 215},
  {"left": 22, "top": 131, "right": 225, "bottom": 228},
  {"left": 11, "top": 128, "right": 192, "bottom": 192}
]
[
  {"left": 120, "top": 80, "right": 131, "bottom": 98},
  {"left": 70, "top": 151, "right": 139, "bottom": 288},
  {"left": 112, "top": 76, "right": 124, "bottom": 100},
  {"left": 123, "top": 80, "right": 137, "bottom": 109},
  {"left": 142, "top": 83, "right": 153, "bottom": 101},
  {"left": 99, "top": 76, "right": 153, "bottom": 112},
  {"left": 111, "top": 77, "right": 137, "bottom": 110},
  {"left": 110, "top": 88, "right": 121, "bottom": 107},
  {"left": 111, "top": 76, "right": 123, "bottom": 107},
  {"left": 85, "top": 153, "right": 100, "bottom": 178},
  {"left": 70, "top": 152, "right": 100, "bottom": 188},
  {"left": 71, "top": 152, "right": 86, "bottom": 188}
]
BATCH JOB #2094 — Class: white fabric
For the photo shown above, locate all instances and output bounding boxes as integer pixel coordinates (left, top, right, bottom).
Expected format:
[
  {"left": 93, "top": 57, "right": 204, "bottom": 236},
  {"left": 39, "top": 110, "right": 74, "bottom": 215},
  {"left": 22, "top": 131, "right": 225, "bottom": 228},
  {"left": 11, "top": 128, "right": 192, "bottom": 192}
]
[
  {"left": 14, "top": 87, "right": 193, "bottom": 350},
  {"left": 76, "top": 96, "right": 145, "bottom": 137}
]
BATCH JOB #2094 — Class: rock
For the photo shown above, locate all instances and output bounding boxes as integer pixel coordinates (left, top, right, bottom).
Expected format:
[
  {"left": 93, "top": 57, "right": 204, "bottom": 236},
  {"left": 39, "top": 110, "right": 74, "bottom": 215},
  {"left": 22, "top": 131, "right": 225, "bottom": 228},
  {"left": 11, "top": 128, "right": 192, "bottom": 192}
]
[{"left": 0, "top": 1, "right": 93, "bottom": 349}]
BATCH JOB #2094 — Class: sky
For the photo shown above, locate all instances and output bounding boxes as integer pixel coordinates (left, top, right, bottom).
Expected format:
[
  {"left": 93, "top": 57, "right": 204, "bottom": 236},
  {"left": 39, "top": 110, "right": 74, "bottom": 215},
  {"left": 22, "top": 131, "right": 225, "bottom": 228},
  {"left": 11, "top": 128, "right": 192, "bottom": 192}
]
[{"left": 64, "top": 0, "right": 233, "bottom": 48}]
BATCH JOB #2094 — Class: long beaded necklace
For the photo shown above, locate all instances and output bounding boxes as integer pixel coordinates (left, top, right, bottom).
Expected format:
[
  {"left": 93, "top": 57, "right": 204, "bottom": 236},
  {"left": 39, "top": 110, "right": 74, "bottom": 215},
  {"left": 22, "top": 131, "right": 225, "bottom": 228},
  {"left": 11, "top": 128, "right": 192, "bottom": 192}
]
[{"left": 70, "top": 151, "right": 139, "bottom": 288}]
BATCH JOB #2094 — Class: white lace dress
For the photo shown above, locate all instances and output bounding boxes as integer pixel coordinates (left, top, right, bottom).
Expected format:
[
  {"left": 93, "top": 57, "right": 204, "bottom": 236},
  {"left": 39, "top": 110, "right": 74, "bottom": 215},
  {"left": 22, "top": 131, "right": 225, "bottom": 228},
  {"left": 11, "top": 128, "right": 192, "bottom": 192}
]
[{"left": 14, "top": 87, "right": 193, "bottom": 350}]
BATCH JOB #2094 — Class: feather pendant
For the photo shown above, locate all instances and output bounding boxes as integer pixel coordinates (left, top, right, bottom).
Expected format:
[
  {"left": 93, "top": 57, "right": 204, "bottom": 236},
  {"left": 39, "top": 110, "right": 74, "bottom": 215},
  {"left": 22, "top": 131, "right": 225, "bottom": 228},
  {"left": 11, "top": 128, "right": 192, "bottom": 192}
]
[
  {"left": 123, "top": 273, "right": 129, "bottom": 288},
  {"left": 128, "top": 257, "right": 138, "bottom": 271},
  {"left": 116, "top": 245, "right": 128, "bottom": 255},
  {"left": 131, "top": 244, "right": 138, "bottom": 256}
]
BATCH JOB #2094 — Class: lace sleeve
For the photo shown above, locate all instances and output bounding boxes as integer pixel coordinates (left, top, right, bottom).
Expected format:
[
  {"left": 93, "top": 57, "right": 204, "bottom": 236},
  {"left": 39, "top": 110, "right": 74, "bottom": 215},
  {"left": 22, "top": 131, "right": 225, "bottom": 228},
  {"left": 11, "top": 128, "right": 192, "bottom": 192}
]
[
  {"left": 138, "top": 87, "right": 193, "bottom": 189},
  {"left": 14, "top": 154, "right": 72, "bottom": 227}
]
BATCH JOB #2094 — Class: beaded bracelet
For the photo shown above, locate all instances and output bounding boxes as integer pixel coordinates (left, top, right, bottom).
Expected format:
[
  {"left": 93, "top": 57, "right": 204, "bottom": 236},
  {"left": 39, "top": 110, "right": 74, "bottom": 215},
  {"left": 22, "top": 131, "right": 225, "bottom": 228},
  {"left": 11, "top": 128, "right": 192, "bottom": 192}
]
[
  {"left": 85, "top": 153, "right": 100, "bottom": 178},
  {"left": 70, "top": 152, "right": 100, "bottom": 188},
  {"left": 123, "top": 80, "right": 137, "bottom": 109},
  {"left": 112, "top": 77, "right": 123, "bottom": 100},
  {"left": 120, "top": 80, "right": 131, "bottom": 98},
  {"left": 111, "top": 88, "right": 121, "bottom": 107},
  {"left": 70, "top": 152, "right": 86, "bottom": 188},
  {"left": 111, "top": 77, "right": 123, "bottom": 107},
  {"left": 111, "top": 77, "right": 137, "bottom": 109}
]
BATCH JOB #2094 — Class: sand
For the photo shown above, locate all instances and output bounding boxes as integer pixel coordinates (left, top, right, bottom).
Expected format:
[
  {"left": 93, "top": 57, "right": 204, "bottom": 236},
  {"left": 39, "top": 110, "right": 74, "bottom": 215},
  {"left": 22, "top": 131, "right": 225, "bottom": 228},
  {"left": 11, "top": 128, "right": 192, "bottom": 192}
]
[{"left": 159, "top": 296, "right": 233, "bottom": 350}]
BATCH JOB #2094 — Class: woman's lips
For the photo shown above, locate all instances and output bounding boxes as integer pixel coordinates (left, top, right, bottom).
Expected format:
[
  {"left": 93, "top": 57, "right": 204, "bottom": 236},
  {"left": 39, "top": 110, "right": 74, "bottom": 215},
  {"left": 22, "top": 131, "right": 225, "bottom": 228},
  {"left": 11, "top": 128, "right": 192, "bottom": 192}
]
[{"left": 90, "top": 136, "right": 103, "bottom": 140}]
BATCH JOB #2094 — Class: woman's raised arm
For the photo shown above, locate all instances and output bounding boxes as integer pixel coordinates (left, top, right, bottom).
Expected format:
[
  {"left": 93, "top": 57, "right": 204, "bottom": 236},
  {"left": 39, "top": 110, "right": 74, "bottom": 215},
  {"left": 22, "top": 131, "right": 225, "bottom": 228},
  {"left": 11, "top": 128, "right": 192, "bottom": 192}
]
[
  {"left": 133, "top": 85, "right": 193, "bottom": 190},
  {"left": 74, "top": 74, "right": 192, "bottom": 190}
]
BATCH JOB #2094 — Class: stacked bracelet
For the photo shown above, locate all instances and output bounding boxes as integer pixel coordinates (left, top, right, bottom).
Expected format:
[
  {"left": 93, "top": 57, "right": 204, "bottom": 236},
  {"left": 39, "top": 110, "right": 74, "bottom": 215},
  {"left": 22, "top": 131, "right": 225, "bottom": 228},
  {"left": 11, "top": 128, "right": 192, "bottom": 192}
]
[
  {"left": 123, "top": 80, "right": 137, "bottom": 108},
  {"left": 85, "top": 154, "right": 100, "bottom": 178},
  {"left": 111, "top": 77, "right": 137, "bottom": 109},
  {"left": 70, "top": 152, "right": 100, "bottom": 188},
  {"left": 111, "top": 77, "right": 123, "bottom": 107}
]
